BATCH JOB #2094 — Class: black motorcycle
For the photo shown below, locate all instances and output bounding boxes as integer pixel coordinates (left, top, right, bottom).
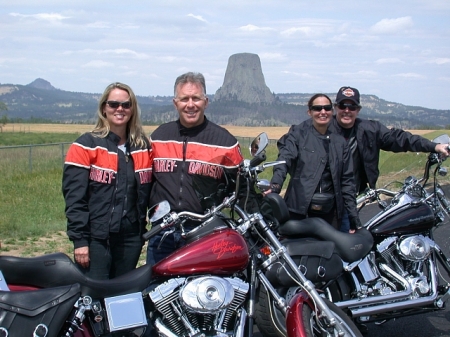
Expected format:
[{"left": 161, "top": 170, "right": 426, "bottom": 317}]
[{"left": 255, "top": 134, "right": 450, "bottom": 337}]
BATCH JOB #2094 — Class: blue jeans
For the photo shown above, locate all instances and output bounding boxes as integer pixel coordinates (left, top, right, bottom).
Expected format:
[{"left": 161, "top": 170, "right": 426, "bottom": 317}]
[
  {"left": 340, "top": 209, "right": 351, "bottom": 233},
  {"left": 146, "top": 229, "right": 187, "bottom": 266}
]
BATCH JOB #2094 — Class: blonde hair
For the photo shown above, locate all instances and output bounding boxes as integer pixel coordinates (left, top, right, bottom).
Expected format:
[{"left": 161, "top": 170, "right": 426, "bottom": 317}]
[{"left": 93, "top": 82, "right": 147, "bottom": 148}]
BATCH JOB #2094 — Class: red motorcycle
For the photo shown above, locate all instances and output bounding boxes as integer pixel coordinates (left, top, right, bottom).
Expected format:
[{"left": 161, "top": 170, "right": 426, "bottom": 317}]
[{"left": 0, "top": 133, "right": 361, "bottom": 337}]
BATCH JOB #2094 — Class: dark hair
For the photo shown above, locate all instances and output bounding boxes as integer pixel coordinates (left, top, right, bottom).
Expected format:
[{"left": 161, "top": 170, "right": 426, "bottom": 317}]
[
  {"left": 307, "top": 93, "right": 332, "bottom": 108},
  {"left": 174, "top": 72, "right": 206, "bottom": 97}
]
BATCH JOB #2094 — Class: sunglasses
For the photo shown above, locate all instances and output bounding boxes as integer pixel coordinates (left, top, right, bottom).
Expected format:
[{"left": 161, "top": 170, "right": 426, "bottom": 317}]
[
  {"left": 337, "top": 103, "right": 359, "bottom": 111},
  {"left": 310, "top": 105, "right": 333, "bottom": 112},
  {"left": 106, "top": 101, "right": 132, "bottom": 109}
]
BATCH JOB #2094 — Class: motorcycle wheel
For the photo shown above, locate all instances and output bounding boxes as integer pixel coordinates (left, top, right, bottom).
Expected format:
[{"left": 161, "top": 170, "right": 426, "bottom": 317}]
[
  {"left": 255, "top": 285, "right": 362, "bottom": 337},
  {"left": 302, "top": 298, "right": 363, "bottom": 337}
]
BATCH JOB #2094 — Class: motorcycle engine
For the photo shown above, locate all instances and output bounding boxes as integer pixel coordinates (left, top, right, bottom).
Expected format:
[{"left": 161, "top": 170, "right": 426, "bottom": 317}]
[
  {"left": 398, "top": 235, "right": 432, "bottom": 261},
  {"left": 370, "top": 235, "right": 434, "bottom": 298},
  {"left": 149, "top": 276, "right": 249, "bottom": 336}
]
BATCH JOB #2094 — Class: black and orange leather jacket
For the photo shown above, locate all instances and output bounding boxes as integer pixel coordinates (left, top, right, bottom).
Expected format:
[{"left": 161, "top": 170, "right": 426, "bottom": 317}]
[
  {"left": 149, "top": 118, "right": 243, "bottom": 214},
  {"left": 63, "top": 131, "right": 152, "bottom": 249}
]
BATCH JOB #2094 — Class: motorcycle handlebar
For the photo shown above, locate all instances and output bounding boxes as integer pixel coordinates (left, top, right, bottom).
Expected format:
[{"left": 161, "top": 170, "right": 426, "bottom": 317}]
[
  {"left": 357, "top": 188, "right": 399, "bottom": 205},
  {"left": 143, "top": 223, "right": 164, "bottom": 241},
  {"left": 249, "top": 152, "right": 266, "bottom": 168}
]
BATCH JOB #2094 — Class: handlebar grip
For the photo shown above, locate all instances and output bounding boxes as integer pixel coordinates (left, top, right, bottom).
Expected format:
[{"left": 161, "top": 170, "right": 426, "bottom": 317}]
[
  {"left": 356, "top": 196, "right": 366, "bottom": 205},
  {"left": 142, "top": 223, "right": 163, "bottom": 241},
  {"left": 250, "top": 153, "right": 266, "bottom": 168}
]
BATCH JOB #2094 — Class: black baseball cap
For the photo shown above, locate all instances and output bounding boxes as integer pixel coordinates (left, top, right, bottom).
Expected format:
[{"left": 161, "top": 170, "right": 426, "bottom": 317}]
[{"left": 335, "top": 86, "right": 360, "bottom": 105}]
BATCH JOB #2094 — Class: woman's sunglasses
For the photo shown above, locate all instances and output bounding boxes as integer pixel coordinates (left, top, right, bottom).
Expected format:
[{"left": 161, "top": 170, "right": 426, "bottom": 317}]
[
  {"left": 310, "top": 105, "right": 333, "bottom": 112},
  {"left": 106, "top": 101, "right": 132, "bottom": 109}
]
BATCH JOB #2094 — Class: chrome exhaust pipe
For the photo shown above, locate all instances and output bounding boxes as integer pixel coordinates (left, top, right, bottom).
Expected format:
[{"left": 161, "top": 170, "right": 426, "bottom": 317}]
[
  {"left": 346, "top": 261, "right": 438, "bottom": 318},
  {"left": 350, "top": 291, "right": 437, "bottom": 317},
  {"left": 335, "top": 263, "right": 412, "bottom": 309}
]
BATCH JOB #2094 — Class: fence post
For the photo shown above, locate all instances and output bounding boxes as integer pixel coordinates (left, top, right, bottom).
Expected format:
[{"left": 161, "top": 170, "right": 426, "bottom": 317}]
[
  {"left": 29, "top": 146, "right": 32, "bottom": 172},
  {"left": 61, "top": 143, "right": 65, "bottom": 167}
]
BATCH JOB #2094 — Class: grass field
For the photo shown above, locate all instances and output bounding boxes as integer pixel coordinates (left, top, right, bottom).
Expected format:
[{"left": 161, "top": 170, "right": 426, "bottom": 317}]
[
  {"left": 0, "top": 124, "right": 446, "bottom": 262},
  {"left": 1, "top": 123, "right": 292, "bottom": 140}
]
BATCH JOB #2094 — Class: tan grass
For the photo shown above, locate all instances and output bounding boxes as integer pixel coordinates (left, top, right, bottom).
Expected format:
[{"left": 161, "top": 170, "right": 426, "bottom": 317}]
[{"left": 1, "top": 123, "right": 431, "bottom": 140}]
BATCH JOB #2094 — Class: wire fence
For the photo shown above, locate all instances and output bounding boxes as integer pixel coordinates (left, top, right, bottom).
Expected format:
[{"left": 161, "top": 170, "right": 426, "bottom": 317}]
[
  {"left": 0, "top": 143, "right": 72, "bottom": 177},
  {"left": 0, "top": 137, "right": 278, "bottom": 176}
]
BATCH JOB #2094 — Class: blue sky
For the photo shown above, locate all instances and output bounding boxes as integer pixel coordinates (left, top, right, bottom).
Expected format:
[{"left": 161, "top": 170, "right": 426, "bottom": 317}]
[{"left": 1, "top": 0, "right": 449, "bottom": 109}]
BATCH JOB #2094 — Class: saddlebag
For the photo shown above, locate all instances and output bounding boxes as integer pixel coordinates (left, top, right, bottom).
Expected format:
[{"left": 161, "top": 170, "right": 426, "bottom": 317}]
[
  {"left": 266, "top": 238, "right": 343, "bottom": 286},
  {"left": 0, "top": 283, "right": 80, "bottom": 337}
]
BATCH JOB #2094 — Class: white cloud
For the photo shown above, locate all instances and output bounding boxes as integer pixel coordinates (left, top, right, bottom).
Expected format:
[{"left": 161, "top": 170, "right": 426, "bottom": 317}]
[
  {"left": 370, "top": 16, "right": 413, "bottom": 34},
  {"left": 187, "top": 13, "right": 208, "bottom": 23},
  {"left": 375, "top": 58, "right": 403, "bottom": 64},
  {"left": 260, "top": 53, "right": 286, "bottom": 61},
  {"left": 281, "top": 26, "right": 314, "bottom": 37},
  {"left": 239, "top": 24, "right": 274, "bottom": 32},
  {"left": 9, "top": 12, "right": 70, "bottom": 22},
  {"left": 428, "top": 58, "right": 450, "bottom": 65},
  {"left": 103, "top": 49, "right": 148, "bottom": 60},
  {"left": 82, "top": 60, "right": 113, "bottom": 68},
  {"left": 394, "top": 72, "right": 425, "bottom": 79}
]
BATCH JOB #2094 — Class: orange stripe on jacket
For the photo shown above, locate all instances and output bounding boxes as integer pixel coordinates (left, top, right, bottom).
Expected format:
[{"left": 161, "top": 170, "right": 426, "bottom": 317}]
[
  {"left": 65, "top": 142, "right": 118, "bottom": 172},
  {"left": 151, "top": 140, "right": 242, "bottom": 168}
]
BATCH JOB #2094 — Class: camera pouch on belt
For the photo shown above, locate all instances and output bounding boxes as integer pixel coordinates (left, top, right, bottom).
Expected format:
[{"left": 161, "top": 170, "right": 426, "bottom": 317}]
[{"left": 309, "top": 192, "right": 334, "bottom": 214}]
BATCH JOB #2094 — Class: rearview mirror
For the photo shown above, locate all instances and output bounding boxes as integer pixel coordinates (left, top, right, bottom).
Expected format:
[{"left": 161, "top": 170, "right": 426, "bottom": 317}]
[
  {"left": 250, "top": 132, "right": 269, "bottom": 156},
  {"left": 147, "top": 200, "right": 171, "bottom": 223}
]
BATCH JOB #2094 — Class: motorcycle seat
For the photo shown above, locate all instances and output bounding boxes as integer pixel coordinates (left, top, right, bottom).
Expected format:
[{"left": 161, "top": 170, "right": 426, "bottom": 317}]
[
  {"left": 278, "top": 218, "right": 373, "bottom": 262},
  {"left": 0, "top": 253, "right": 152, "bottom": 298}
]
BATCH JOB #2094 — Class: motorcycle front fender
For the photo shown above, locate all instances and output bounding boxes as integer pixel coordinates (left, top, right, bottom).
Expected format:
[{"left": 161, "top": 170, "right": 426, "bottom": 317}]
[{"left": 286, "top": 291, "right": 311, "bottom": 337}]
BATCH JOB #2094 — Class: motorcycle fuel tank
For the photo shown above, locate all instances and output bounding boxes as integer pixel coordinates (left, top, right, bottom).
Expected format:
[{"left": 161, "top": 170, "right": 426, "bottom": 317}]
[
  {"left": 369, "top": 203, "right": 435, "bottom": 236},
  {"left": 152, "top": 228, "right": 249, "bottom": 277}
]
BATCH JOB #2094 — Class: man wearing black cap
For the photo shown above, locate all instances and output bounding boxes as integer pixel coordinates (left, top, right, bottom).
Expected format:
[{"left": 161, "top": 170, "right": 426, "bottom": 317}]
[{"left": 330, "top": 86, "right": 450, "bottom": 232}]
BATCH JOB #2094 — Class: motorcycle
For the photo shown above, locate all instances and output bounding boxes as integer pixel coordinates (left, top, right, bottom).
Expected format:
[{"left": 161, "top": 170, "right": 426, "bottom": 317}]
[
  {"left": 256, "top": 134, "right": 450, "bottom": 337},
  {"left": 0, "top": 133, "right": 362, "bottom": 337}
]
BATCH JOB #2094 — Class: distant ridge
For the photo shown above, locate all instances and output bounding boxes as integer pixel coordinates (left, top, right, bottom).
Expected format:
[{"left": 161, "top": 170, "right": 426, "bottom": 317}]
[{"left": 1, "top": 75, "right": 449, "bottom": 128}]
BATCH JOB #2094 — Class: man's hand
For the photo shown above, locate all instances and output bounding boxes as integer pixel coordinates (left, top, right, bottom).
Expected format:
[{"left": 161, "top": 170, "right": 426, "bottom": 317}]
[
  {"left": 74, "top": 246, "right": 90, "bottom": 268},
  {"left": 263, "top": 183, "right": 281, "bottom": 196},
  {"left": 435, "top": 143, "right": 450, "bottom": 158}
]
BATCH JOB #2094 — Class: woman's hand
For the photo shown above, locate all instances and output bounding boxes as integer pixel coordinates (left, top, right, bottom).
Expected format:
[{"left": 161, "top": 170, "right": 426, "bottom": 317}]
[{"left": 74, "top": 246, "right": 90, "bottom": 268}]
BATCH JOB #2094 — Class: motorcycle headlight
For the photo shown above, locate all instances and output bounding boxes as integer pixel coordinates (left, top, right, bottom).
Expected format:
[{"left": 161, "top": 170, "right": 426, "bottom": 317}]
[
  {"left": 398, "top": 235, "right": 431, "bottom": 261},
  {"left": 180, "top": 276, "right": 234, "bottom": 313}
]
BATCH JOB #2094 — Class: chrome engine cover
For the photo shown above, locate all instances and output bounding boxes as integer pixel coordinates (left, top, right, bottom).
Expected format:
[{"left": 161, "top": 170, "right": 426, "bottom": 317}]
[
  {"left": 149, "top": 276, "right": 249, "bottom": 337},
  {"left": 180, "top": 276, "right": 235, "bottom": 313},
  {"left": 398, "top": 235, "right": 432, "bottom": 261}
]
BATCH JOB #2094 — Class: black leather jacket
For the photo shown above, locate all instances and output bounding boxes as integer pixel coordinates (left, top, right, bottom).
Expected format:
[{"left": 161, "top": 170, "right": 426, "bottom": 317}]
[
  {"left": 328, "top": 116, "right": 437, "bottom": 193},
  {"left": 271, "top": 120, "right": 359, "bottom": 227}
]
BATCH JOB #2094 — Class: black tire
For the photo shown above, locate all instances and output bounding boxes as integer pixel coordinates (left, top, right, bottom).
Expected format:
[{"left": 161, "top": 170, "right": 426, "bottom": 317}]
[
  {"left": 254, "top": 283, "right": 289, "bottom": 337},
  {"left": 255, "top": 284, "right": 361, "bottom": 337}
]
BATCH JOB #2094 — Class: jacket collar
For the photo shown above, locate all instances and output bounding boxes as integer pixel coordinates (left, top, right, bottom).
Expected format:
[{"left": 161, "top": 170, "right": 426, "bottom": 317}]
[{"left": 177, "top": 116, "right": 208, "bottom": 137}]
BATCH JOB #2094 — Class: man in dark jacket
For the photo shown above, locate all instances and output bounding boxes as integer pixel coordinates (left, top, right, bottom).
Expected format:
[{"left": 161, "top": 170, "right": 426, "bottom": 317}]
[
  {"left": 331, "top": 86, "right": 449, "bottom": 231},
  {"left": 146, "top": 72, "right": 243, "bottom": 266}
]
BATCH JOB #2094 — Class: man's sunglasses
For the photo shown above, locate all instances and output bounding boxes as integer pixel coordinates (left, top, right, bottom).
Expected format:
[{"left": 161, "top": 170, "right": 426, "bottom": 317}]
[
  {"left": 336, "top": 103, "right": 359, "bottom": 111},
  {"left": 310, "top": 105, "right": 333, "bottom": 112},
  {"left": 106, "top": 101, "right": 132, "bottom": 109}
]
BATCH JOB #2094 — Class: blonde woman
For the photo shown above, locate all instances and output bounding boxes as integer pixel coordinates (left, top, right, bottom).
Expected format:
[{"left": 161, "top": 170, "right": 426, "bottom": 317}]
[{"left": 63, "top": 82, "right": 152, "bottom": 279}]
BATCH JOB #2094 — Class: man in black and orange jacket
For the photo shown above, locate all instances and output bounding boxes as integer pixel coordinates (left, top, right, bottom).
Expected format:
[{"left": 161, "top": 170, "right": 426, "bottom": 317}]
[{"left": 146, "top": 72, "right": 243, "bottom": 266}]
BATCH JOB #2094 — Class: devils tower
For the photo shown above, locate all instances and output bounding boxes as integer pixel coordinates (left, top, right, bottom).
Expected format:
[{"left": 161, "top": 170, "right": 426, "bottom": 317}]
[{"left": 214, "top": 53, "right": 276, "bottom": 104}]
